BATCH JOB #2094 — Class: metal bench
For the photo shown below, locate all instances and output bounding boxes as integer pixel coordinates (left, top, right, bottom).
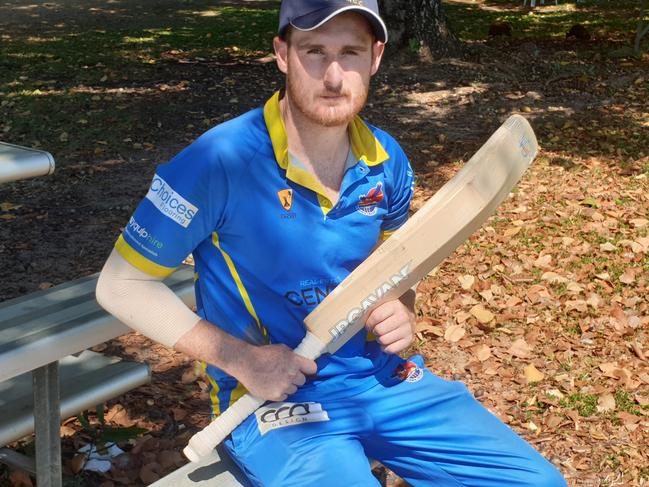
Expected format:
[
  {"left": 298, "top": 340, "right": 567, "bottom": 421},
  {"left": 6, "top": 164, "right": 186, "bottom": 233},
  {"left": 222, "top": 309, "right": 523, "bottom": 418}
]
[
  {"left": 0, "top": 141, "right": 55, "bottom": 184},
  {"left": 0, "top": 267, "right": 196, "bottom": 486},
  {"left": 0, "top": 350, "right": 150, "bottom": 469}
]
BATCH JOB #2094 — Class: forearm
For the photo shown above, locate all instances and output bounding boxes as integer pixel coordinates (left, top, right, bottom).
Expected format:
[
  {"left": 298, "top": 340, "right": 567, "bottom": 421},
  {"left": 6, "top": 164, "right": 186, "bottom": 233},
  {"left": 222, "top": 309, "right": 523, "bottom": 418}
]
[
  {"left": 174, "top": 319, "right": 255, "bottom": 378},
  {"left": 97, "top": 250, "right": 315, "bottom": 399}
]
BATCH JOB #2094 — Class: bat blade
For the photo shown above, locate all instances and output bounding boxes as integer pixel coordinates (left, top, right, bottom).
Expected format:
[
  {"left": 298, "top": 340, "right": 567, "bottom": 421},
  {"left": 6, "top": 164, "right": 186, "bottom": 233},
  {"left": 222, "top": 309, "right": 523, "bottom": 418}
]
[
  {"left": 310, "top": 114, "right": 537, "bottom": 351},
  {"left": 183, "top": 115, "right": 538, "bottom": 461}
]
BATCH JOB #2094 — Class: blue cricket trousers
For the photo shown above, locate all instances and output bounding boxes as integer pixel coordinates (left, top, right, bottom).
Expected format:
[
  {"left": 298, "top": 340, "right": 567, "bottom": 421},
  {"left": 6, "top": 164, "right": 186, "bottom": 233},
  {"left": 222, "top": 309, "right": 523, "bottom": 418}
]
[{"left": 224, "top": 354, "right": 567, "bottom": 486}]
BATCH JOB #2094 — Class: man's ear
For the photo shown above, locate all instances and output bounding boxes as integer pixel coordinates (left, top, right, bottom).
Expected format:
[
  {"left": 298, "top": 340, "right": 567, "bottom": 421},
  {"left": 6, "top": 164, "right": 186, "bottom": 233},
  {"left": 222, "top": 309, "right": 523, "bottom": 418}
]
[
  {"left": 273, "top": 36, "right": 288, "bottom": 75},
  {"left": 370, "top": 41, "right": 385, "bottom": 76}
]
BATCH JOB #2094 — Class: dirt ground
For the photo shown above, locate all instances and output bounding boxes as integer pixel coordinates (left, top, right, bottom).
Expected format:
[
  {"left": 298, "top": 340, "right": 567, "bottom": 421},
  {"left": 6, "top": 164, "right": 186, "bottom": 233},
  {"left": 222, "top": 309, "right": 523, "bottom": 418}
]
[{"left": 1, "top": 1, "right": 648, "bottom": 486}]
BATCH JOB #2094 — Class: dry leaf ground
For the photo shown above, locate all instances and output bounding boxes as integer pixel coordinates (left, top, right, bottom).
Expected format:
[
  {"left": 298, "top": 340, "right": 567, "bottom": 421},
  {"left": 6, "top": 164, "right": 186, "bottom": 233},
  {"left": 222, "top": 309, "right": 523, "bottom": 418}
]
[{"left": 1, "top": 0, "right": 648, "bottom": 486}]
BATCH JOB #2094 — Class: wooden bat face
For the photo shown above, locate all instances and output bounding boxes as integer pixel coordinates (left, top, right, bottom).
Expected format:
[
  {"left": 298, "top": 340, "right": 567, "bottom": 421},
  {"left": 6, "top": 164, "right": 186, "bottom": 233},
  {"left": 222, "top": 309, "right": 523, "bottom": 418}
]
[{"left": 303, "top": 115, "right": 538, "bottom": 353}]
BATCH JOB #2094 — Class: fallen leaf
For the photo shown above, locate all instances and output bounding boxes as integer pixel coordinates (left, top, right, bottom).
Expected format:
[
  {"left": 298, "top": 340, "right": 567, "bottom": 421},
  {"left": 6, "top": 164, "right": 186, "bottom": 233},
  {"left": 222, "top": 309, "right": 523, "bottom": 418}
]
[
  {"left": 566, "top": 282, "right": 584, "bottom": 293},
  {"left": 619, "top": 270, "right": 635, "bottom": 284},
  {"left": 470, "top": 304, "right": 494, "bottom": 324},
  {"left": 0, "top": 202, "right": 22, "bottom": 212},
  {"left": 534, "top": 254, "right": 552, "bottom": 268},
  {"left": 597, "top": 393, "right": 616, "bottom": 412},
  {"left": 524, "top": 364, "right": 545, "bottom": 383},
  {"left": 139, "top": 465, "right": 160, "bottom": 484},
  {"left": 8, "top": 470, "right": 33, "bottom": 487},
  {"left": 474, "top": 344, "right": 491, "bottom": 362},
  {"left": 541, "top": 272, "right": 568, "bottom": 284},
  {"left": 504, "top": 227, "right": 522, "bottom": 237},
  {"left": 630, "top": 218, "right": 648, "bottom": 228},
  {"left": 171, "top": 407, "right": 187, "bottom": 421},
  {"left": 69, "top": 453, "right": 86, "bottom": 474},
  {"left": 508, "top": 338, "right": 532, "bottom": 358},
  {"left": 444, "top": 324, "right": 466, "bottom": 343},
  {"left": 458, "top": 275, "right": 475, "bottom": 290},
  {"left": 600, "top": 242, "right": 617, "bottom": 252}
]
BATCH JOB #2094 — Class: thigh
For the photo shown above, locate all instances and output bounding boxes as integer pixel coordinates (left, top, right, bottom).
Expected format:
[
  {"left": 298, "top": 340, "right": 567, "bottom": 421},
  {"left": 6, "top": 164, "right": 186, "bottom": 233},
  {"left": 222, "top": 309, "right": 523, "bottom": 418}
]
[
  {"left": 224, "top": 399, "right": 380, "bottom": 487},
  {"left": 363, "top": 356, "right": 567, "bottom": 487}
]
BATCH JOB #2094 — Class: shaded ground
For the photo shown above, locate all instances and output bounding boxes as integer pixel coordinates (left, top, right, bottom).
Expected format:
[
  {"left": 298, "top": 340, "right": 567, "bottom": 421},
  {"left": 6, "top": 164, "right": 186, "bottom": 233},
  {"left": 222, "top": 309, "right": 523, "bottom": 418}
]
[{"left": 0, "top": 0, "right": 648, "bottom": 485}]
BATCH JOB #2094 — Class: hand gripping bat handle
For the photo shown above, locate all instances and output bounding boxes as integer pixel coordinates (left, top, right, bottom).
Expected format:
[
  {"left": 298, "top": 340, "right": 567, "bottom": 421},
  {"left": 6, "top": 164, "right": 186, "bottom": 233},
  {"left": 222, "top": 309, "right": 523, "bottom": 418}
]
[{"left": 183, "top": 331, "right": 327, "bottom": 462}]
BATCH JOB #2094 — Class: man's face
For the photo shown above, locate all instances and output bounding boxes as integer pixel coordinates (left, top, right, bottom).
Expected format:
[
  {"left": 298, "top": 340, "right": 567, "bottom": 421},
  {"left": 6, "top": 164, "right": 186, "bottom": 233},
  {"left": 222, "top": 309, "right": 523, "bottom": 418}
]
[{"left": 274, "top": 12, "right": 385, "bottom": 128}]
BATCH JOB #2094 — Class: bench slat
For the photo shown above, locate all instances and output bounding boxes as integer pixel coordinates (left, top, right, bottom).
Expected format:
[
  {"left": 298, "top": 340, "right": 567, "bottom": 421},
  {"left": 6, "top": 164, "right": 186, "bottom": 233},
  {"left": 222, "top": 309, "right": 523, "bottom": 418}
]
[
  {"left": 0, "top": 266, "right": 195, "bottom": 382},
  {"left": 0, "top": 350, "right": 151, "bottom": 446}
]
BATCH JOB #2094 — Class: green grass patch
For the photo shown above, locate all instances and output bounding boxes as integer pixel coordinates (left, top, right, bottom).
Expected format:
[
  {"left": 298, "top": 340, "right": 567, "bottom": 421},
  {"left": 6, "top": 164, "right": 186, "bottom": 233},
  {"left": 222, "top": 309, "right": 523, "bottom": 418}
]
[
  {"left": 560, "top": 392, "right": 598, "bottom": 416},
  {"left": 445, "top": 0, "right": 643, "bottom": 42},
  {"left": 0, "top": 7, "right": 277, "bottom": 88},
  {"left": 0, "top": 5, "right": 278, "bottom": 155}
]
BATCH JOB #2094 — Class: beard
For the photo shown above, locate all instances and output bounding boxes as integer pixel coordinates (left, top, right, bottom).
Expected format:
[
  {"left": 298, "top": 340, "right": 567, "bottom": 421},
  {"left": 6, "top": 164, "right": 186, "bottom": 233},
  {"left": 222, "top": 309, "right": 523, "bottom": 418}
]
[{"left": 286, "top": 73, "right": 369, "bottom": 128}]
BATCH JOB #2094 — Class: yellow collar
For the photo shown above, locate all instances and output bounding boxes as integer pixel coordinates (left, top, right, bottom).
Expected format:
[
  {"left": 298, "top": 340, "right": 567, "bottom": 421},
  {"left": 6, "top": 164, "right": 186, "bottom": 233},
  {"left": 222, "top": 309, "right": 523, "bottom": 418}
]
[{"left": 263, "top": 90, "right": 389, "bottom": 172}]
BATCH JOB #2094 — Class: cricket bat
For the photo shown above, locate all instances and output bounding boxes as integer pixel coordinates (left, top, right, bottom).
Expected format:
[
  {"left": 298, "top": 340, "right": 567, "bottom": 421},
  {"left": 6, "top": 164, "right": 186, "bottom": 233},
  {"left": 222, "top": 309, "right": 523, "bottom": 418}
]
[{"left": 183, "top": 114, "right": 538, "bottom": 462}]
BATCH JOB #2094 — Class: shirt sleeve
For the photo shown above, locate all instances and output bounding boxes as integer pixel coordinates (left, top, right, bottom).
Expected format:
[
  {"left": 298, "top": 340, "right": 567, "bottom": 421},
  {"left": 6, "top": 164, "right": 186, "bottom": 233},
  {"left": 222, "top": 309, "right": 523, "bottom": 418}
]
[
  {"left": 115, "top": 137, "right": 227, "bottom": 277},
  {"left": 380, "top": 145, "right": 415, "bottom": 237}
]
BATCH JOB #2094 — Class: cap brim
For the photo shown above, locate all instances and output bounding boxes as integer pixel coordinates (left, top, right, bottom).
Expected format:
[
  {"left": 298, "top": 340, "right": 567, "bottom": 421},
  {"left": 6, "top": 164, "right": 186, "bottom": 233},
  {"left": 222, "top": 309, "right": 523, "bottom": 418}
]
[{"left": 290, "top": 6, "right": 388, "bottom": 43}]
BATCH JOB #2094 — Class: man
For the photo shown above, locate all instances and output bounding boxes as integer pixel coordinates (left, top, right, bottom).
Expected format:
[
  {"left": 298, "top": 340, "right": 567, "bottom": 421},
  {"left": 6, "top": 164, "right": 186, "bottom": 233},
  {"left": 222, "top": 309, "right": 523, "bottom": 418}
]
[{"left": 97, "top": 1, "right": 567, "bottom": 485}]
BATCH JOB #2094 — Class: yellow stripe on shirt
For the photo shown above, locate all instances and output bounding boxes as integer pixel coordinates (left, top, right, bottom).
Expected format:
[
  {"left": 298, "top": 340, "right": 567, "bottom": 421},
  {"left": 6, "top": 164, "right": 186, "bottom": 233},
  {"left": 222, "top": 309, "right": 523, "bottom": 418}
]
[
  {"left": 211, "top": 231, "right": 270, "bottom": 343},
  {"left": 114, "top": 235, "right": 176, "bottom": 278}
]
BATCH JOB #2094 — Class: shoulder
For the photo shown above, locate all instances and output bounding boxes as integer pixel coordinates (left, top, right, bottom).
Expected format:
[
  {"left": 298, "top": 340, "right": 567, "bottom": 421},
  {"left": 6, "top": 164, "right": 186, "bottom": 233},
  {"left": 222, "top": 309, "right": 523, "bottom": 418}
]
[{"left": 182, "top": 107, "right": 268, "bottom": 170}]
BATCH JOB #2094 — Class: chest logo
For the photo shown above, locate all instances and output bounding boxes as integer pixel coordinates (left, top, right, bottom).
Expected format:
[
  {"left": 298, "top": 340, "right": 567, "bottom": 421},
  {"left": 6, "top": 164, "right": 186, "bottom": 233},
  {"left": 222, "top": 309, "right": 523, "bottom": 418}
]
[
  {"left": 277, "top": 189, "right": 293, "bottom": 211},
  {"left": 357, "top": 182, "right": 384, "bottom": 216}
]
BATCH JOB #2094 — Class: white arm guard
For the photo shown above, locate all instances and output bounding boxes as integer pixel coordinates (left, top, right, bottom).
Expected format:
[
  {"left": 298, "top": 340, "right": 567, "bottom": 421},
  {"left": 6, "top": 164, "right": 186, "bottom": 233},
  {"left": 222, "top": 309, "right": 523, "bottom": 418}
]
[{"left": 96, "top": 249, "right": 201, "bottom": 348}]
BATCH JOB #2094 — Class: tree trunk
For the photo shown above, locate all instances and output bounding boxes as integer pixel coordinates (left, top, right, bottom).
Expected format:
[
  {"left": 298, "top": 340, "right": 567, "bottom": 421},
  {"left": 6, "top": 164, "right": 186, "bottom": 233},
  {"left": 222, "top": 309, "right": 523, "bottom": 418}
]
[
  {"left": 379, "top": 0, "right": 462, "bottom": 57},
  {"left": 635, "top": 0, "right": 649, "bottom": 54}
]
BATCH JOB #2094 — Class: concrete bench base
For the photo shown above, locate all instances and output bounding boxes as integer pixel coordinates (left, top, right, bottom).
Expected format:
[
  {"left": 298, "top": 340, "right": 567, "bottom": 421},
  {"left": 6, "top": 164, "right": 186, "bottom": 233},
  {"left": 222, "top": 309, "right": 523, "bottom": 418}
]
[{"left": 151, "top": 446, "right": 252, "bottom": 487}]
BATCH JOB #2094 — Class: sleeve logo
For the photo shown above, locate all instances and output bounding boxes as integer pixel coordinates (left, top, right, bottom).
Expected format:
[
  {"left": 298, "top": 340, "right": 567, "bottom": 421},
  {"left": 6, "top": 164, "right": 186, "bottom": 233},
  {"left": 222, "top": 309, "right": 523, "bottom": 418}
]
[{"left": 145, "top": 175, "right": 199, "bottom": 228}]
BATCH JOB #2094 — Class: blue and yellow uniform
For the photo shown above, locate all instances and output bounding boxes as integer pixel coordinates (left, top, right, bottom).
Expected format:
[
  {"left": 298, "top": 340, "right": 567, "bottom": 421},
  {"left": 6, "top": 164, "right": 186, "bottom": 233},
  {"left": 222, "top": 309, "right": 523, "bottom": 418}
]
[
  {"left": 116, "top": 92, "right": 566, "bottom": 486},
  {"left": 116, "top": 90, "right": 414, "bottom": 414}
]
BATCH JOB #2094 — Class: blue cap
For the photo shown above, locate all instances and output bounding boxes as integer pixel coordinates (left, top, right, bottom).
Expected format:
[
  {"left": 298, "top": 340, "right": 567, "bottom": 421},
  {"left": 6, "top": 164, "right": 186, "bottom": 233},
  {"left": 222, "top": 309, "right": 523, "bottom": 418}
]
[{"left": 278, "top": 0, "right": 388, "bottom": 43}]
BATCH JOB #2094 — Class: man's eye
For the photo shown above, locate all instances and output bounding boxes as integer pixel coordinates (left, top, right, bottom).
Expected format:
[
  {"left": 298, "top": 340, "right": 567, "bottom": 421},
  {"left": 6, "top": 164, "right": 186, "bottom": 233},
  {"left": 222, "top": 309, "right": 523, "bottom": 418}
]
[
  {"left": 343, "top": 50, "right": 359, "bottom": 56},
  {"left": 307, "top": 48, "right": 324, "bottom": 55}
]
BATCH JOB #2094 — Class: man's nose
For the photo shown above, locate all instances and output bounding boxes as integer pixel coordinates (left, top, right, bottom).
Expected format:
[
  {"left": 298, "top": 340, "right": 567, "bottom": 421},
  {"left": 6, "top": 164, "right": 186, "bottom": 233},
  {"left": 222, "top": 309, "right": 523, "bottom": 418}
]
[{"left": 323, "top": 61, "right": 344, "bottom": 92}]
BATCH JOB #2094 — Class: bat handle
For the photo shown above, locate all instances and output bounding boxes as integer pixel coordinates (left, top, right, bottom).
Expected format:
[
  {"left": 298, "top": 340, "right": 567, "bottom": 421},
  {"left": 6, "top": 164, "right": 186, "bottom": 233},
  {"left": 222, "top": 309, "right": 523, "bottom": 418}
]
[{"left": 183, "top": 331, "right": 327, "bottom": 462}]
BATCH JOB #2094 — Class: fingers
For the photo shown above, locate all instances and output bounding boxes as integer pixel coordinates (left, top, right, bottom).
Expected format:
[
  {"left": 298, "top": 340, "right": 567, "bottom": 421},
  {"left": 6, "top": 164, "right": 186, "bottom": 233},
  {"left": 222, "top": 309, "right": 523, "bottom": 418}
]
[
  {"left": 382, "top": 337, "right": 412, "bottom": 355},
  {"left": 364, "top": 299, "right": 415, "bottom": 355},
  {"left": 298, "top": 356, "right": 318, "bottom": 375}
]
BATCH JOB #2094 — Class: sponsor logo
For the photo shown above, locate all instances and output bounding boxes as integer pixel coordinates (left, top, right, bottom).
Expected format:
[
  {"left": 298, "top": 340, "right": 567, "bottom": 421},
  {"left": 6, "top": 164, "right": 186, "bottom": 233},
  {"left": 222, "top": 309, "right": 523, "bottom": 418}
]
[
  {"left": 126, "top": 216, "right": 163, "bottom": 250},
  {"left": 277, "top": 189, "right": 293, "bottom": 211},
  {"left": 394, "top": 361, "right": 424, "bottom": 383},
  {"left": 328, "top": 262, "right": 411, "bottom": 341},
  {"left": 357, "top": 182, "right": 384, "bottom": 216},
  {"left": 285, "top": 278, "right": 339, "bottom": 307},
  {"left": 347, "top": 0, "right": 364, "bottom": 5},
  {"left": 255, "top": 402, "right": 329, "bottom": 435},
  {"left": 145, "top": 175, "right": 198, "bottom": 228}
]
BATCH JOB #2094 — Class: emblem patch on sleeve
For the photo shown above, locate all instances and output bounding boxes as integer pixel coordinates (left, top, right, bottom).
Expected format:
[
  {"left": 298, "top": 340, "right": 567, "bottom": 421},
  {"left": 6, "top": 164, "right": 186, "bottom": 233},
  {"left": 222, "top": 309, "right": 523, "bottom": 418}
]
[
  {"left": 254, "top": 402, "right": 329, "bottom": 435},
  {"left": 145, "top": 175, "right": 198, "bottom": 228}
]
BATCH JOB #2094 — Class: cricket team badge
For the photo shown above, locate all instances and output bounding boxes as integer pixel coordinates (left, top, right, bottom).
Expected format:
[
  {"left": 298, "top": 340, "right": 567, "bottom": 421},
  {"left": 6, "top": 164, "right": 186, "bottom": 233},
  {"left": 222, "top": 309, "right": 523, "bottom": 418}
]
[
  {"left": 394, "top": 361, "right": 424, "bottom": 383},
  {"left": 278, "top": 189, "right": 293, "bottom": 211},
  {"left": 357, "top": 182, "right": 384, "bottom": 216}
]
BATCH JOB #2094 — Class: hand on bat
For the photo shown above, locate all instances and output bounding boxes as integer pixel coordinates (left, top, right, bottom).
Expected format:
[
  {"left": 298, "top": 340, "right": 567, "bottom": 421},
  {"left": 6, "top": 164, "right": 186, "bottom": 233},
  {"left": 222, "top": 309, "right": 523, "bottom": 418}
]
[
  {"left": 233, "top": 343, "right": 318, "bottom": 402},
  {"left": 364, "top": 289, "right": 416, "bottom": 354}
]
